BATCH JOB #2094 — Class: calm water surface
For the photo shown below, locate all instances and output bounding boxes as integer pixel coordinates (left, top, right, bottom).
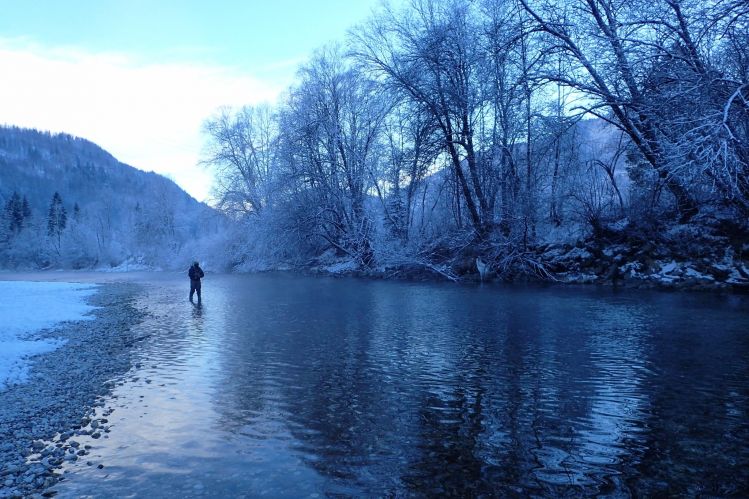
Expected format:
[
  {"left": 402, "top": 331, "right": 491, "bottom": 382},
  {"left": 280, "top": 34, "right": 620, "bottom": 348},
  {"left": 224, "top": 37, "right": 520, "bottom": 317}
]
[{"left": 50, "top": 273, "right": 749, "bottom": 497}]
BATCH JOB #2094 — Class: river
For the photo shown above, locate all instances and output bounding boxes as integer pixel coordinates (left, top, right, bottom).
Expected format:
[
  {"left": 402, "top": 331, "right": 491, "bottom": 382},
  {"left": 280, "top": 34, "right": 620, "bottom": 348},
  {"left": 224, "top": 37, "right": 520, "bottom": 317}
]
[{"left": 45, "top": 272, "right": 748, "bottom": 497}]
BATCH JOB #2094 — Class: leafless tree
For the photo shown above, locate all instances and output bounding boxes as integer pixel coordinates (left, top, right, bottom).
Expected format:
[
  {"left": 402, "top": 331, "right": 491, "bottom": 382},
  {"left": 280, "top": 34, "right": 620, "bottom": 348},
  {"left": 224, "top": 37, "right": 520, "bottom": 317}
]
[
  {"left": 352, "top": 0, "right": 494, "bottom": 236},
  {"left": 279, "top": 47, "right": 389, "bottom": 266},
  {"left": 518, "top": 0, "right": 702, "bottom": 221},
  {"left": 201, "top": 104, "right": 278, "bottom": 217}
]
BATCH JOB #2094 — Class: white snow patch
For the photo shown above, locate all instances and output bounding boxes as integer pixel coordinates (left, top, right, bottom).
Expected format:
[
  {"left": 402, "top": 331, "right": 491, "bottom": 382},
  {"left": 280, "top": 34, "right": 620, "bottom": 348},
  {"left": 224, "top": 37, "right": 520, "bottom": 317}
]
[
  {"left": 607, "top": 218, "right": 629, "bottom": 231},
  {"left": 324, "top": 260, "right": 359, "bottom": 273},
  {"left": 684, "top": 267, "right": 712, "bottom": 280},
  {"left": 566, "top": 247, "right": 593, "bottom": 260},
  {"left": 98, "top": 262, "right": 162, "bottom": 272},
  {"left": 0, "top": 281, "right": 98, "bottom": 391},
  {"left": 561, "top": 273, "right": 598, "bottom": 284},
  {"left": 660, "top": 261, "right": 678, "bottom": 274},
  {"left": 97, "top": 256, "right": 162, "bottom": 273},
  {"left": 621, "top": 262, "right": 642, "bottom": 277},
  {"left": 727, "top": 267, "right": 749, "bottom": 284}
]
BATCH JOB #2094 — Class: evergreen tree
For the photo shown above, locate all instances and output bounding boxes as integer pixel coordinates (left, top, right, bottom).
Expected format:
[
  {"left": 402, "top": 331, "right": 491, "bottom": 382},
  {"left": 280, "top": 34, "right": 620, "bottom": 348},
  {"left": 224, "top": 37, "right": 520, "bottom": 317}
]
[
  {"left": 5, "top": 192, "right": 24, "bottom": 233},
  {"left": 47, "top": 192, "right": 67, "bottom": 253},
  {"left": 22, "top": 196, "right": 31, "bottom": 220}
]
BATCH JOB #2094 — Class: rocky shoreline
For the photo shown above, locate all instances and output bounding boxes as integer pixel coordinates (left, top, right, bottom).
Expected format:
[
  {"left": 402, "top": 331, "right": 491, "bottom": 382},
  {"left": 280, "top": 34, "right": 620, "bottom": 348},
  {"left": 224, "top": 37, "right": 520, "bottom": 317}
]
[
  {"left": 300, "top": 230, "right": 749, "bottom": 292},
  {"left": 0, "top": 283, "right": 147, "bottom": 498},
  {"left": 306, "top": 261, "right": 749, "bottom": 291}
]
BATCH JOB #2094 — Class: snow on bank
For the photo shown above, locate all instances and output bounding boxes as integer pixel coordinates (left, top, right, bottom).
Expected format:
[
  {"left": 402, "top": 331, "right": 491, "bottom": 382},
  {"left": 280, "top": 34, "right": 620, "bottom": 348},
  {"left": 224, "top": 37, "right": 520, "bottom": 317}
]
[
  {"left": 96, "top": 257, "right": 162, "bottom": 273},
  {"left": 0, "top": 281, "right": 98, "bottom": 391}
]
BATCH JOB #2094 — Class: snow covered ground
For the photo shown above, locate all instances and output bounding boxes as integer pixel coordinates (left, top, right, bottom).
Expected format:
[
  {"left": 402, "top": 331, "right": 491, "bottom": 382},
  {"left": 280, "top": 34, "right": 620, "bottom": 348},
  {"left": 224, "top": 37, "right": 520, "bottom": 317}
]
[{"left": 0, "top": 281, "right": 98, "bottom": 391}]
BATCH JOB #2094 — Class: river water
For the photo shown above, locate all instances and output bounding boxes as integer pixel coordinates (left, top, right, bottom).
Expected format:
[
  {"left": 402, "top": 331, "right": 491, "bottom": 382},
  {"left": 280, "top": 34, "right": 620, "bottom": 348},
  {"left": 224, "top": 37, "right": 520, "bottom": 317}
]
[{"left": 48, "top": 273, "right": 748, "bottom": 497}]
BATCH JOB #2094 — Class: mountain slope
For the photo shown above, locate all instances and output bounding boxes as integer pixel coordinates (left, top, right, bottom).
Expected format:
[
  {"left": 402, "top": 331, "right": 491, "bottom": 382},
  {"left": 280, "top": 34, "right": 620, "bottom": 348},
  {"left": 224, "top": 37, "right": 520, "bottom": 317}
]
[{"left": 0, "top": 126, "right": 228, "bottom": 269}]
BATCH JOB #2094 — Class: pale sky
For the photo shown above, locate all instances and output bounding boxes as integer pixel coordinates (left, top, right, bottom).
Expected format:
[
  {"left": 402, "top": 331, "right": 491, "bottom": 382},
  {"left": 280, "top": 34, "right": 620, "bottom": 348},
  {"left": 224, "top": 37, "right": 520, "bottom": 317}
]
[{"left": 0, "top": 0, "right": 391, "bottom": 203}]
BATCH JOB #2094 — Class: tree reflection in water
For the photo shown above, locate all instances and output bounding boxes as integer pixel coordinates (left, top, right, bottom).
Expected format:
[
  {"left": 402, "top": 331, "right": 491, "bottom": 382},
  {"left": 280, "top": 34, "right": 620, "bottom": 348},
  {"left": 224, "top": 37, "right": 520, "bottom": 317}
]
[{"left": 205, "top": 276, "right": 749, "bottom": 496}]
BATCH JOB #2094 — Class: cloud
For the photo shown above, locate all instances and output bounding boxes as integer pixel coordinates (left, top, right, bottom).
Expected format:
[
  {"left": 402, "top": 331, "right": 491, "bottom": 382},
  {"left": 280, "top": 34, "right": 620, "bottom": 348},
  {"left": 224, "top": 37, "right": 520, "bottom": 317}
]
[{"left": 0, "top": 37, "right": 285, "bottom": 202}]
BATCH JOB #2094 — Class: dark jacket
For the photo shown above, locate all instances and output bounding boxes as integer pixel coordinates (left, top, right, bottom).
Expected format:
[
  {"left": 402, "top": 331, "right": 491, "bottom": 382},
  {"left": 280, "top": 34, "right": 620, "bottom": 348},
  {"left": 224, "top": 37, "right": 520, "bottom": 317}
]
[{"left": 188, "top": 264, "right": 204, "bottom": 282}]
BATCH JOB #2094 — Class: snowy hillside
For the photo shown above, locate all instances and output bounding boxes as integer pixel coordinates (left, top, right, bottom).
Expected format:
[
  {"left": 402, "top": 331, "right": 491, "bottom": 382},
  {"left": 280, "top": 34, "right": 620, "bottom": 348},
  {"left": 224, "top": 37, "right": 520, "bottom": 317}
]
[{"left": 0, "top": 126, "right": 229, "bottom": 269}]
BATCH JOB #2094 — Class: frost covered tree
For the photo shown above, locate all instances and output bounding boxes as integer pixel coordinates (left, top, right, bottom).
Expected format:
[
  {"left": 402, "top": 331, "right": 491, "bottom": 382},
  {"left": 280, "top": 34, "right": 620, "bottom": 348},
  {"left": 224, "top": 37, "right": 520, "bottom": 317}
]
[
  {"left": 518, "top": 0, "right": 749, "bottom": 223},
  {"left": 375, "top": 103, "right": 441, "bottom": 244},
  {"left": 3, "top": 192, "right": 31, "bottom": 235},
  {"left": 352, "top": 0, "right": 494, "bottom": 237},
  {"left": 277, "top": 47, "right": 389, "bottom": 266},
  {"left": 201, "top": 104, "right": 278, "bottom": 217},
  {"left": 198, "top": 0, "right": 748, "bottom": 277},
  {"left": 47, "top": 192, "right": 67, "bottom": 254}
]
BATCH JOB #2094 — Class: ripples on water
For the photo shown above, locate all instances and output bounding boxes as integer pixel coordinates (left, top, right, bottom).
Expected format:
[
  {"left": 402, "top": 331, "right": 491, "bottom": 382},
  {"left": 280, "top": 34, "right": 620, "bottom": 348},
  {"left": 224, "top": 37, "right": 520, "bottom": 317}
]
[{"left": 54, "top": 274, "right": 749, "bottom": 497}]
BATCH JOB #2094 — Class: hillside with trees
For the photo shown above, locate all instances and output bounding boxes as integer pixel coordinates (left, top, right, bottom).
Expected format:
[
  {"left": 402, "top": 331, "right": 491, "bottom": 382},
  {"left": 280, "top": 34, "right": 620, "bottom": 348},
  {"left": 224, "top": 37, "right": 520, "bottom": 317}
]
[
  {"left": 0, "top": 126, "right": 229, "bottom": 270},
  {"left": 201, "top": 0, "right": 748, "bottom": 289}
]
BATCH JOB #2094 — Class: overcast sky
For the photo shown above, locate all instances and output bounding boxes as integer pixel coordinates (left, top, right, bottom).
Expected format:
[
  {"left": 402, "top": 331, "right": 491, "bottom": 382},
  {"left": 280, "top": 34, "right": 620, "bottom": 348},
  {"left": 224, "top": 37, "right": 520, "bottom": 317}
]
[{"left": 0, "top": 0, "right": 391, "bottom": 203}]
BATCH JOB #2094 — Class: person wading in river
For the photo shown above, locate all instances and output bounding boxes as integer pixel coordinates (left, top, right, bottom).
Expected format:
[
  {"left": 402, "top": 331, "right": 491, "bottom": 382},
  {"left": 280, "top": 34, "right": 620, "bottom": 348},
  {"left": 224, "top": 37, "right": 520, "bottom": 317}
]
[{"left": 188, "top": 261, "right": 205, "bottom": 304}]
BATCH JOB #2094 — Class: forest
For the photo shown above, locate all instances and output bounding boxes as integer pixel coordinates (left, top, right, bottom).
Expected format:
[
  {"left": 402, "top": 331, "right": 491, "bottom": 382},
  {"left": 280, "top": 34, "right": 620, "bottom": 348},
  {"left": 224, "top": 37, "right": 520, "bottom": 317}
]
[{"left": 201, "top": 0, "right": 748, "bottom": 287}]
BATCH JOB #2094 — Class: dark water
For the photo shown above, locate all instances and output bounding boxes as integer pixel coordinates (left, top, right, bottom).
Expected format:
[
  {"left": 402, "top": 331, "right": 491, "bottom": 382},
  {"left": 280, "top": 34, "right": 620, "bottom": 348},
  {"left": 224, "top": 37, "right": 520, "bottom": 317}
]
[{"left": 52, "top": 273, "right": 749, "bottom": 497}]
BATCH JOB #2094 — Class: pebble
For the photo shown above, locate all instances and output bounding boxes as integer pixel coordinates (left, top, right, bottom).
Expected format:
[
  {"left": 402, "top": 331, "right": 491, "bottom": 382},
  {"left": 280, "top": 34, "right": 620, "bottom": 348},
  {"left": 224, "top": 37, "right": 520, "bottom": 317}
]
[{"left": 0, "top": 283, "right": 146, "bottom": 497}]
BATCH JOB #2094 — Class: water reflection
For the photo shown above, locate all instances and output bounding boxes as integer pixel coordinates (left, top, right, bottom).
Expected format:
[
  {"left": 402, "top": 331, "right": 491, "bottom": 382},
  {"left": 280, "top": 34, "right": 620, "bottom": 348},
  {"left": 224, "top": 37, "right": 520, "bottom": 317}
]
[{"left": 54, "top": 275, "right": 749, "bottom": 497}]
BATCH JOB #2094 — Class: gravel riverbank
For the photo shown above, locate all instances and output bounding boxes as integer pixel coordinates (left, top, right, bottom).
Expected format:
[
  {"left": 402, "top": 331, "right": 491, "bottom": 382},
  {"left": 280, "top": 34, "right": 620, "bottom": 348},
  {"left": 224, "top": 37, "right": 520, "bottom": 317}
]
[{"left": 0, "top": 282, "right": 147, "bottom": 498}]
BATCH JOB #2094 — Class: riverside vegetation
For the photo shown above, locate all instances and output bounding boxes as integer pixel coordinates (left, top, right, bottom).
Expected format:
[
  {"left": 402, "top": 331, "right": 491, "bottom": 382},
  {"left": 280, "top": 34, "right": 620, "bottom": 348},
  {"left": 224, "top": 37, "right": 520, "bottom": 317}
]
[
  {"left": 200, "top": 1, "right": 749, "bottom": 290},
  {"left": 1, "top": 1, "right": 747, "bottom": 291}
]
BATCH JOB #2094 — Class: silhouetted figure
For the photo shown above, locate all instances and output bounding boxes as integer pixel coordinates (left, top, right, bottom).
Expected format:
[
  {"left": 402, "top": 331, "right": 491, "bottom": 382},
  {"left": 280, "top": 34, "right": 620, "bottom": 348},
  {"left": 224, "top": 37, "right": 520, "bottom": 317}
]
[{"left": 188, "top": 261, "right": 205, "bottom": 304}]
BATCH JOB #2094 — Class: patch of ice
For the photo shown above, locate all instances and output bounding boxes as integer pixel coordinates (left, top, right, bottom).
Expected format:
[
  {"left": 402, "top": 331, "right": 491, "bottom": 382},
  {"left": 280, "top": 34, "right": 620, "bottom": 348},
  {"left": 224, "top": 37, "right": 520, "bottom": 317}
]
[{"left": 0, "top": 281, "right": 98, "bottom": 391}]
